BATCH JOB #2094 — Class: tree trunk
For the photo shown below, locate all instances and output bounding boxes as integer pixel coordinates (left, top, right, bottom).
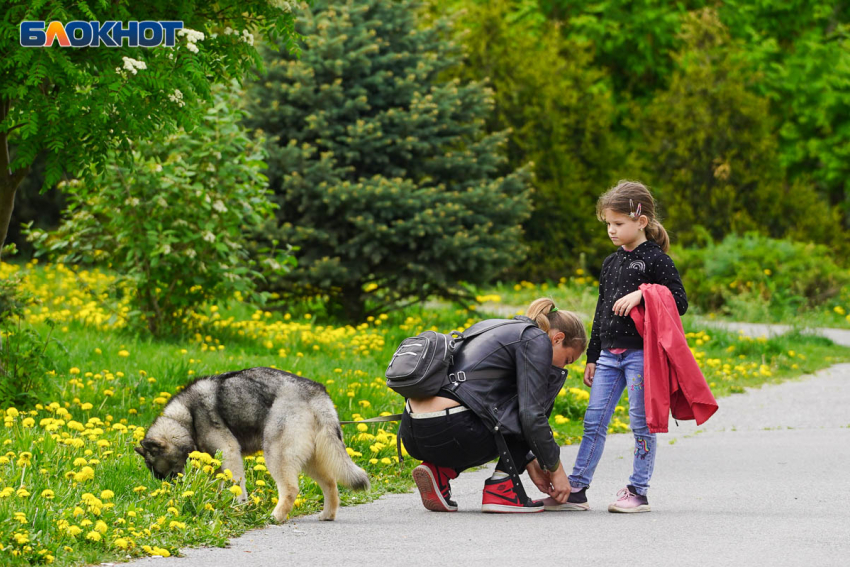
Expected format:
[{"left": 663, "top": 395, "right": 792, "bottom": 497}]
[{"left": 0, "top": 99, "right": 31, "bottom": 261}]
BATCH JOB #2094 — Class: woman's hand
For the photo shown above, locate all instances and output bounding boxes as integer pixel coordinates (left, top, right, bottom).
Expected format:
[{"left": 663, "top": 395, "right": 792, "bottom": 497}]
[
  {"left": 547, "top": 462, "right": 571, "bottom": 504},
  {"left": 526, "top": 459, "right": 552, "bottom": 494},
  {"left": 584, "top": 363, "right": 596, "bottom": 387},
  {"left": 612, "top": 289, "right": 642, "bottom": 317}
]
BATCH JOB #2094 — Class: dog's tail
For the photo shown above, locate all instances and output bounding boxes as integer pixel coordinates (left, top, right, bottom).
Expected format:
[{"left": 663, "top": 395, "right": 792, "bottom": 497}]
[{"left": 315, "top": 404, "right": 371, "bottom": 492}]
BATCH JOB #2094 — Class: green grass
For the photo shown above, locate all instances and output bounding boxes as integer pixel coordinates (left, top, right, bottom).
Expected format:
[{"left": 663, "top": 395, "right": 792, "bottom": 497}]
[{"left": 1, "top": 262, "right": 849, "bottom": 566}]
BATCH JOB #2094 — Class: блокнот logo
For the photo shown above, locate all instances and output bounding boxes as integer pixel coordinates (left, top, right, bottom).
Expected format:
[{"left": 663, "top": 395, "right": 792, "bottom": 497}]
[{"left": 20, "top": 21, "right": 184, "bottom": 47}]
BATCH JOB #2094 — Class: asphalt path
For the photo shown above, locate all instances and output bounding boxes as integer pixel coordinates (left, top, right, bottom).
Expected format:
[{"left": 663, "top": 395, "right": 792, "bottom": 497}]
[{"left": 129, "top": 326, "right": 850, "bottom": 567}]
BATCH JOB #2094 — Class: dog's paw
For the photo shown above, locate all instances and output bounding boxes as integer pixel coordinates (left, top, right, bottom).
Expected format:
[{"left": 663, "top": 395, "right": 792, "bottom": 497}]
[
  {"left": 272, "top": 505, "right": 289, "bottom": 523},
  {"left": 317, "top": 511, "right": 336, "bottom": 521}
]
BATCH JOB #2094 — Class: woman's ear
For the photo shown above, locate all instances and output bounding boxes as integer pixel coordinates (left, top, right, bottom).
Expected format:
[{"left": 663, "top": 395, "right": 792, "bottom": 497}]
[{"left": 551, "top": 331, "right": 566, "bottom": 345}]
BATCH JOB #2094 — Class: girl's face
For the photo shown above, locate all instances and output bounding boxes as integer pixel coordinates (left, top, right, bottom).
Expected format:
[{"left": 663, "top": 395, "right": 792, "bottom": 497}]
[{"left": 602, "top": 209, "right": 646, "bottom": 249}]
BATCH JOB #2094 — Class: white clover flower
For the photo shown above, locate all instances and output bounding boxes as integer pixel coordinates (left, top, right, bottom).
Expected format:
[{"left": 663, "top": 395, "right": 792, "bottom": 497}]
[
  {"left": 122, "top": 57, "right": 147, "bottom": 75},
  {"left": 202, "top": 231, "right": 215, "bottom": 243},
  {"left": 212, "top": 200, "right": 228, "bottom": 213}
]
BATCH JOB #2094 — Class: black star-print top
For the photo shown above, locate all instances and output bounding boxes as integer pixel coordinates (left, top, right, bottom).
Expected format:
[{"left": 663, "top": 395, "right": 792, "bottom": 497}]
[{"left": 586, "top": 240, "right": 688, "bottom": 364}]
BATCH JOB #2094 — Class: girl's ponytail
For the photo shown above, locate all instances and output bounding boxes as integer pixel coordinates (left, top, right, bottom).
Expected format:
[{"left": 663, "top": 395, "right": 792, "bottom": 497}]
[
  {"left": 646, "top": 219, "right": 670, "bottom": 253},
  {"left": 525, "top": 298, "right": 588, "bottom": 351},
  {"left": 526, "top": 298, "right": 556, "bottom": 332}
]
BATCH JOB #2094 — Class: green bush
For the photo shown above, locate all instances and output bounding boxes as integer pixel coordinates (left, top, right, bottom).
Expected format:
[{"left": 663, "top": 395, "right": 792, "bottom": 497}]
[
  {"left": 26, "top": 83, "right": 293, "bottom": 336},
  {"left": 0, "top": 274, "right": 58, "bottom": 408},
  {"left": 674, "top": 232, "right": 849, "bottom": 319},
  {"left": 244, "top": 0, "right": 532, "bottom": 321}
]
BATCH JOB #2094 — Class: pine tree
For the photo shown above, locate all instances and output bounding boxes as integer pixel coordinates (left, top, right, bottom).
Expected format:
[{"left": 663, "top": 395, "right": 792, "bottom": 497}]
[{"left": 245, "top": 0, "right": 532, "bottom": 321}]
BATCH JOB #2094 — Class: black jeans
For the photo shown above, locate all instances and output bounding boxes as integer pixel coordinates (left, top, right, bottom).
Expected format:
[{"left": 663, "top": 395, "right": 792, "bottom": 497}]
[{"left": 399, "top": 406, "right": 532, "bottom": 474}]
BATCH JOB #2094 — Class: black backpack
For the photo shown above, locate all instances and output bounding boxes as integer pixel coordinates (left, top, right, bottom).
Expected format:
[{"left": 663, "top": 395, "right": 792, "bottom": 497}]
[{"left": 385, "top": 319, "right": 525, "bottom": 398}]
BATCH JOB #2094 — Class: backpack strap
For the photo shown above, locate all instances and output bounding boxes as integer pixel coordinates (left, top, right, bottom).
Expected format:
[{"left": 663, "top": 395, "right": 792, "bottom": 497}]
[{"left": 452, "top": 318, "right": 531, "bottom": 344}]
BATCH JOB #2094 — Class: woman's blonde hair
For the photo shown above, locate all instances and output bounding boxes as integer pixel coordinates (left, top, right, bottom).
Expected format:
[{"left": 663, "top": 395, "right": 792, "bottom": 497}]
[
  {"left": 525, "top": 298, "right": 588, "bottom": 351},
  {"left": 597, "top": 180, "right": 670, "bottom": 253}
]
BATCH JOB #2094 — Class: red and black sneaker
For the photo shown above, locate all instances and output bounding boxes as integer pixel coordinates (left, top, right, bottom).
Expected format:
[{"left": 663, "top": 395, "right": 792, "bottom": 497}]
[
  {"left": 412, "top": 462, "right": 459, "bottom": 512},
  {"left": 481, "top": 477, "right": 544, "bottom": 513}
]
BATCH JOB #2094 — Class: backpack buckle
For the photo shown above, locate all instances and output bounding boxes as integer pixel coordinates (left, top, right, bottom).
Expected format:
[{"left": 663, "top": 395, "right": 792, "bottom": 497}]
[{"left": 455, "top": 371, "right": 466, "bottom": 382}]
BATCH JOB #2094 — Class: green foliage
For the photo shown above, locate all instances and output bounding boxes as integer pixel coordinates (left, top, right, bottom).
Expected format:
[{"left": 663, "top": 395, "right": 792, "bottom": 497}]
[
  {"left": 26, "top": 84, "right": 292, "bottom": 336},
  {"left": 538, "top": 0, "right": 698, "bottom": 97},
  {"left": 0, "top": 275, "right": 58, "bottom": 408},
  {"left": 244, "top": 0, "right": 533, "bottom": 321},
  {"left": 674, "top": 232, "right": 849, "bottom": 319},
  {"left": 721, "top": 1, "right": 850, "bottom": 224},
  {"left": 438, "top": 0, "right": 626, "bottom": 279},
  {"left": 635, "top": 10, "right": 840, "bottom": 247},
  {"left": 0, "top": 0, "right": 299, "bottom": 252}
]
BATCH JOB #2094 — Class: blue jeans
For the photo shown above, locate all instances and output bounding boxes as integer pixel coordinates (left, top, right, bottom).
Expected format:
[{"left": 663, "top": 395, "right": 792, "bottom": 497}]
[{"left": 569, "top": 349, "right": 656, "bottom": 496}]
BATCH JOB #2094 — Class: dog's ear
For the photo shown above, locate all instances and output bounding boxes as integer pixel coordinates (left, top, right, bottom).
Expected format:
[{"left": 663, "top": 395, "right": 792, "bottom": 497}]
[{"left": 141, "top": 438, "right": 166, "bottom": 455}]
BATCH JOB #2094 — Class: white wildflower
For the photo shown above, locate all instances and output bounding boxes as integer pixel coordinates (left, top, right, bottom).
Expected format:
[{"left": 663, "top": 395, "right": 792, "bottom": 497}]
[
  {"left": 186, "top": 43, "right": 199, "bottom": 54},
  {"left": 156, "top": 196, "right": 168, "bottom": 208},
  {"left": 202, "top": 231, "right": 216, "bottom": 243},
  {"left": 122, "top": 57, "right": 147, "bottom": 75},
  {"left": 126, "top": 197, "right": 140, "bottom": 207},
  {"left": 177, "top": 28, "right": 205, "bottom": 43},
  {"left": 241, "top": 30, "right": 254, "bottom": 46},
  {"left": 224, "top": 27, "right": 234, "bottom": 35},
  {"left": 185, "top": 249, "right": 197, "bottom": 259},
  {"left": 212, "top": 200, "right": 228, "bottom": 213},
  {"left": 269, "top": 0, "right": 294, "bottom": 11},
  {"left": 168, "top": 89, "right": 185, "bottom": 108},
  {"left": 162, "top": 244, "right": 172, "bottom": 255}
]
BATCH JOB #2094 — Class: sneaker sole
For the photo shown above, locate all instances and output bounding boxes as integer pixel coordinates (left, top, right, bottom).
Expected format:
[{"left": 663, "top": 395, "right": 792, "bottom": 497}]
[
  {"left": 544, "top": 502, "right": 590, "bottom": 512},
  {"left": 412, "top": 466, "right": 457, "bottom": 512},
  {"left": 607, "top": 504, "right": 651, "bottom": 513},
  {"left": 481, "top": 503, "right": 544, "bottom": 514}
]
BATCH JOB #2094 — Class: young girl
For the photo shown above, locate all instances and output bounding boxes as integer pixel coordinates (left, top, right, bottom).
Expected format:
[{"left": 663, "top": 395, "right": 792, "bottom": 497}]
[{"left": 559, "top": 180, "right": 688, "bottom": 513}]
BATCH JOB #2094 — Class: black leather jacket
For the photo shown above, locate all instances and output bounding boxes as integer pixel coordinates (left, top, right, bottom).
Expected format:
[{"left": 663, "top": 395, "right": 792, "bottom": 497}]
[{"left": 444, "top": 316, "right": 567, "bottom": 472}]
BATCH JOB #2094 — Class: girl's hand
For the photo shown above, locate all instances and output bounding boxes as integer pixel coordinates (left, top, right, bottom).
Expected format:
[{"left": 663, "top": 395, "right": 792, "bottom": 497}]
[
  {"left": 612, "top": 290, "right": 642, "bottom": 317},
  {"left": 584, "top": 363, "right": 596, "bottom": 387}
]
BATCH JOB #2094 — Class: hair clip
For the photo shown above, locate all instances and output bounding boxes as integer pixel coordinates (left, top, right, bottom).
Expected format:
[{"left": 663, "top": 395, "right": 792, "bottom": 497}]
[
  {"left": 629, "top": 200, "right": 642, "bottom": 219},
  {"left": 550, "top": 306, "right": 558, "bottom": 313}
]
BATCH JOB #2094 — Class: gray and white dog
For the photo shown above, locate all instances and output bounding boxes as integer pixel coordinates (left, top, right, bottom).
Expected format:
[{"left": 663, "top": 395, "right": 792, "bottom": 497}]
[{"left": 135, "top": 367, "right": 370, "bottom": 522}]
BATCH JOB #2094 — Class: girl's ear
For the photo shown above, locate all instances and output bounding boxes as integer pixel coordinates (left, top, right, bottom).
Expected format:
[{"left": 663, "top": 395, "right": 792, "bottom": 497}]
[
  {"left": 551, "top": 331, "right": 566, "bottom": 345},
  {"left": 639, "top": 215, "right": 649, "bottom": 230}
]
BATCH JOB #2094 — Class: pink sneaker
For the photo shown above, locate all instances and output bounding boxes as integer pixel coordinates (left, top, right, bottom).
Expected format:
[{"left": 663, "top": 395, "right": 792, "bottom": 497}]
[
  {"left": 607, "top": 485, "right": 651, "bottom": 513},
  {"left": 412, "top": 463, "right": 458, "bottom": 512},
  {"left": 537, "top": 487, "right": 590, "bottom": 511}
]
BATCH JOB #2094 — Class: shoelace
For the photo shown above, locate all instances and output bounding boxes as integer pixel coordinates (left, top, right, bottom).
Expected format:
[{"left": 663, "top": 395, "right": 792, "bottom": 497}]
[{"left": 616, "top": 488, "right": 634, "bottom": 500}]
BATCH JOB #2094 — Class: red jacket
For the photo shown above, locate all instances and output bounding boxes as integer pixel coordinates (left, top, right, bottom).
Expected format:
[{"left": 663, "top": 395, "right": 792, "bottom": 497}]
[{"left": 630, "top": 284, "right": 718, "bottom": 433}]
